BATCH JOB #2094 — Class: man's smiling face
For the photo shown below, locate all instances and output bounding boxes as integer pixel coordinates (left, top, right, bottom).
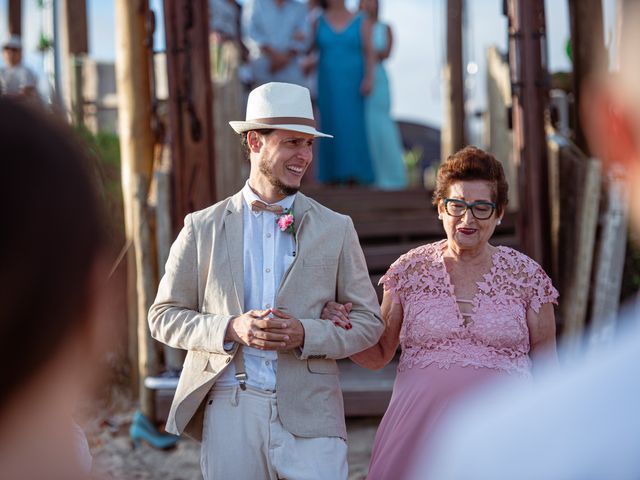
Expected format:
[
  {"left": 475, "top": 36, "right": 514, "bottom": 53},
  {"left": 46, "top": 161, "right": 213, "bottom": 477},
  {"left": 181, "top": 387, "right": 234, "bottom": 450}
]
[{"left": 254, "top": 129, "right": 315, "bottom": 196}]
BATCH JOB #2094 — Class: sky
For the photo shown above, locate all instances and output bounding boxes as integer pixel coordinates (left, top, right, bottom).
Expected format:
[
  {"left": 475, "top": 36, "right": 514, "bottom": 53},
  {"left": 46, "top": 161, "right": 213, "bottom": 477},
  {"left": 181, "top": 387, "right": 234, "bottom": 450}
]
[{"left": 0, "top": 0, "right": 618, "bottom": 132}]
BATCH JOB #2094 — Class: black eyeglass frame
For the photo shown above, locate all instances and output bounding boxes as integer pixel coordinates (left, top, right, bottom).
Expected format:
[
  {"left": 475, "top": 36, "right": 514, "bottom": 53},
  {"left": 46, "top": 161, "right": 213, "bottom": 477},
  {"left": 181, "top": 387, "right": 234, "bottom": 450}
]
[{"left": 443, "top": 198, "right": 497, "bottom": 220}]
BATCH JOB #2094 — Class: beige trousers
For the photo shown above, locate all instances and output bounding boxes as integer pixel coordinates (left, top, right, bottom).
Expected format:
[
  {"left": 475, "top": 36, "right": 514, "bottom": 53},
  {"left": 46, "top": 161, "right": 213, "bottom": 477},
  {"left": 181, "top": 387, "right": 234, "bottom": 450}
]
[{"left": 201, "top": 385, "right": 348, "bottom": 480}]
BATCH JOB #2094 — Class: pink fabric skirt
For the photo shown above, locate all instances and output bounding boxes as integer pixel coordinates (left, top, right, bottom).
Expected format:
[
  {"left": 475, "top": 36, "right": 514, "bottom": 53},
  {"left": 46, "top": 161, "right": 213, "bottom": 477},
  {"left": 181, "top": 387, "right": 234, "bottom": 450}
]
[{"left": 367, "top": 364, "right": 512, "bottom": 479}]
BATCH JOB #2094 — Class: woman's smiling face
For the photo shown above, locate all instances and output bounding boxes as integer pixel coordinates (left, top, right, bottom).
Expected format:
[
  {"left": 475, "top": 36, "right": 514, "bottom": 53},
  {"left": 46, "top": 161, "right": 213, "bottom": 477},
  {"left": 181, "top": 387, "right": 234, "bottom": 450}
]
[{"left": 438, "top": 180, "right": 502, "bottom": 252}]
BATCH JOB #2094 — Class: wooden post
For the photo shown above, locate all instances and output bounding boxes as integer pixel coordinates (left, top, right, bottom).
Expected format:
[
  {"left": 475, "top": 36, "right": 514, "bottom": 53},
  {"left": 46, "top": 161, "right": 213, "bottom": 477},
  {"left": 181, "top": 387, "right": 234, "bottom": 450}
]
[
  {"left": 163, "top": 0, "right": 217, "bottom": 235},
  {"left": 442, "top": 0, "right": 465, "bottom": 158},
  {"left": 589, "top": 173, "right": 628, "bottom": 347},
  {"left": 486, "top": 46, "right": 517, "bottom": 211},
  {"left": 115, "top": 0, "right": 159, "bottom": 419},
  {"left": 8, "top": 0, "right": 21, "bottom": 36},
  {"left": 153, "top": 141, "right": 187, "bottom": 370},
  {"left": 569, "top": 0, "right": 605, "bottom": 155},
  {"left": 65, "top": 0, "right": 89, "bottom": 126},
  {"left": 547, "top": 139, "right": 601, "bottom": 355},
  {"left": 506, "top": 0, "right": 551, "bottom": 271}
]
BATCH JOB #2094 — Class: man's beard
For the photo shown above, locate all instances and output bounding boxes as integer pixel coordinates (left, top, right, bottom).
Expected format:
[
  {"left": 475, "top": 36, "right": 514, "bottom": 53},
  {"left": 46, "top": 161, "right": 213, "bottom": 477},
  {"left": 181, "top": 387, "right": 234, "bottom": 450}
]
[{"left": 259, "top": 159, "right": 300, "bottom": 196}]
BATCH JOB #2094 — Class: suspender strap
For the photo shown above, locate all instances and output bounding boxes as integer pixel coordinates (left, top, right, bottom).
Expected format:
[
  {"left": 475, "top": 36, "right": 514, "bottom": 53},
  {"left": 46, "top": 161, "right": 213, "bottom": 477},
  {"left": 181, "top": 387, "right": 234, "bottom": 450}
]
[{"left": 233, "top": 346, "right": 248, "bottom": 390}]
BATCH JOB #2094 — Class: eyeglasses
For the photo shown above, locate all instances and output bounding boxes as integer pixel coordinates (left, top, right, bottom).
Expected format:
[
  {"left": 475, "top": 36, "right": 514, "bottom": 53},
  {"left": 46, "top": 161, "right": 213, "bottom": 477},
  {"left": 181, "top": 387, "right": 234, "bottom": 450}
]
[{"left": 443, "top": 198, "right": 496, "bottom": 220}]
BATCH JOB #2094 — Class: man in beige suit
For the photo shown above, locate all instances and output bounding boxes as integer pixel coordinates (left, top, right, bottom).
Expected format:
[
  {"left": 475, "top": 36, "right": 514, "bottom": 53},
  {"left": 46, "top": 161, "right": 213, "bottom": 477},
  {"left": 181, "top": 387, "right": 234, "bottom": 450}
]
[{"left": 149, "top": 82, "right": 383, "bottom": 479}]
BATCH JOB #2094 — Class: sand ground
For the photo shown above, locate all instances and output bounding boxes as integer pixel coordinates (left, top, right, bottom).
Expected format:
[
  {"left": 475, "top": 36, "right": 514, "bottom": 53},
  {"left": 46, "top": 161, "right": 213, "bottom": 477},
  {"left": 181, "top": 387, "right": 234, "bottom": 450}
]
[{"left": 87, "top": 401, "right": 380, "bottom": 480}]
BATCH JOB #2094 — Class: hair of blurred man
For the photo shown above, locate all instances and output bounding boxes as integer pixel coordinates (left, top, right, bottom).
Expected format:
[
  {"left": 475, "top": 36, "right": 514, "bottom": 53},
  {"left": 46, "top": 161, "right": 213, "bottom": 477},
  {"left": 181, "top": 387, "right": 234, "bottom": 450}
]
[{"left": 0, "top": 98, "right": 111, "bottom": 478}]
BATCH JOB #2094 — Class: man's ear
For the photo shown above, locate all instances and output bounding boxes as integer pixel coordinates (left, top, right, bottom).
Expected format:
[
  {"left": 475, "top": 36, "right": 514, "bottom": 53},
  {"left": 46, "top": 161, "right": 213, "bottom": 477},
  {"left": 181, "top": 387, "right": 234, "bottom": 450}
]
[
  {"left": 582, "top": 79, "right": 640, "bottom": 172},
  {"left": 247, "top": 131, "right": 264, "bottom": 153}
]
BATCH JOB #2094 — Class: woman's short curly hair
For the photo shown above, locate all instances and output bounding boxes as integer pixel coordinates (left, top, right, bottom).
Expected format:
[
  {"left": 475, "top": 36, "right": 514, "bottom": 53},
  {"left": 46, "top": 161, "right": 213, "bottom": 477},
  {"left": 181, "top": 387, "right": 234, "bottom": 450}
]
[{"left": 433, "top": 145, "right": 508, "bottom": 215}]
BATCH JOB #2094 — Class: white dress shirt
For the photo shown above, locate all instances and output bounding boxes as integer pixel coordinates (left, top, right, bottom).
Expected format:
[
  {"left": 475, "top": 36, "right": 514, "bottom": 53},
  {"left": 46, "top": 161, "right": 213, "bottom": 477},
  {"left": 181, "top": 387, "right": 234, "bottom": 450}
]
[
  {"left": 0, "top": 64, "right": 37, "bottom": 96},
  {"left": 217, "top": 182, "right": 296, "bottom": 390}
]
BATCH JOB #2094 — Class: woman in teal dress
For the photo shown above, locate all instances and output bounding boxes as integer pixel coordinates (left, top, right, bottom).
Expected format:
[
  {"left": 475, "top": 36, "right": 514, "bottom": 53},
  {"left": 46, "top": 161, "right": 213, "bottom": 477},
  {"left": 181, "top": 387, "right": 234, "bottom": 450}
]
[
  {"left": 360, "top": 0, "right": 407, "bottom": 189},
  {"left": 313, "top": 0, "right": 375, "bottom": 185}
]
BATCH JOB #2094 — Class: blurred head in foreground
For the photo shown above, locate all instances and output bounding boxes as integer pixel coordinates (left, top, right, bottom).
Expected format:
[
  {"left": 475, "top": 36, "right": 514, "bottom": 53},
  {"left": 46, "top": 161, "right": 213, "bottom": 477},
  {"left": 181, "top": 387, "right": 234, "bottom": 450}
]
[
  {"left": 583, "top": 0, "right": 640, "bottom": 229},
  {"left": 0, "top": 98, "right": 111, "bottom": 479}
]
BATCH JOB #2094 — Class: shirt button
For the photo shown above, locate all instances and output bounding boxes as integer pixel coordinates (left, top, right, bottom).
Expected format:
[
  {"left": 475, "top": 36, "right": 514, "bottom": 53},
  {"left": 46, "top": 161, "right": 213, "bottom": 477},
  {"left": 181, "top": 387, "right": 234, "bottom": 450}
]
[
  {"left": 265, "top": 268, "right": 271, "bottom": 273},
  {"left": 265, "top": 304, "right": 271, "bottom": 308},
  {"left": 265, "top": 360, "right": 271, "bottom": 366},
  {"left": 266, "top": 233, "right": 272, "bottom": 238}
]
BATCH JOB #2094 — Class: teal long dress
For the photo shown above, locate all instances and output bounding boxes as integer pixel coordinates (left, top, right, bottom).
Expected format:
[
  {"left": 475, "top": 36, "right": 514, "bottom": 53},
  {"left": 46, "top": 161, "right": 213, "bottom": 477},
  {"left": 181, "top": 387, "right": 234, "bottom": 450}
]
[
  {"left": 365, "top": 22, "right": 407, "bottom": 190},
  {"left": 316, "top": 13, "right": 374, "bottom": 184}
]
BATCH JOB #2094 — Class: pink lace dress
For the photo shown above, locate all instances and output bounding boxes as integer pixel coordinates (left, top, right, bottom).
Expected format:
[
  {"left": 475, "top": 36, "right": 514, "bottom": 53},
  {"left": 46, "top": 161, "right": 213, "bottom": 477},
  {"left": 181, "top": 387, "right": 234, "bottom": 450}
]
[{"left": 367, "top": 240, "right": 558, "bottom": 479}]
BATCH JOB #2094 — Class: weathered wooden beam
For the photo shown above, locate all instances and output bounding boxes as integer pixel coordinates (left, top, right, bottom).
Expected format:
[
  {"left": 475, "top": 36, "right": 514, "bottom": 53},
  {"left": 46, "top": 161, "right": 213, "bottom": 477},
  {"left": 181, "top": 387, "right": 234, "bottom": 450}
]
[
  {"left": 548, "top": 138, "right": 601, "bottom": 354},
  {"left": 163, "top": 0, "right": 216, "bottom": 236},
  {"left": 8, "top": 0, "right": 21, "bottom": 36},
  {"left": 115, "top": 0, "right": 159, "bottom": 418},
  {"left": 589, "top": 175, "right": 628, "bottom": 347},
  {"left": 64, "top": 0, "right": 88, "bottom": 54},
  {"left": 506, "top": 0, "right": 552, "bottom": 272},
  {"left": 442, "top": 0, "right": 465, "bottom": 158},
  {"left": 153, "top": 142, "right": 186, "bottom": 371},
  {"left": 569, "top": 0, "right": 605, "bottom": 155}
]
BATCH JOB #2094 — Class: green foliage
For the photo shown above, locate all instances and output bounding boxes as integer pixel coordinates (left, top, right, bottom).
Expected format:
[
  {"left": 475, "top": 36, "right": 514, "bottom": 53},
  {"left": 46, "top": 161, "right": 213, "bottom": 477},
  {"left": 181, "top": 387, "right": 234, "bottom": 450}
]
[
  {"left": 79, "top": 128, "right": 121, "bottom": 169},
  {"left": 75, "top": 127, "right": 125, "bottom": 245},
  {"left": 37, "top": 33, "right": 54, "bottom": 53},
  {"left": 403, "top": 146, "right": 423, "bottom": 188}
]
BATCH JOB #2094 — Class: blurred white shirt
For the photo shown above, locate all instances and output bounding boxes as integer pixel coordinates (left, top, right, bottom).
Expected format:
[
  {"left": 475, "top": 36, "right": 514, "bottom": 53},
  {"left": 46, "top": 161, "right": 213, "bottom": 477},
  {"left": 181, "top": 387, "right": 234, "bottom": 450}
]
[{"left": 0, "top": 64, "right": 37, "bottom": 96}]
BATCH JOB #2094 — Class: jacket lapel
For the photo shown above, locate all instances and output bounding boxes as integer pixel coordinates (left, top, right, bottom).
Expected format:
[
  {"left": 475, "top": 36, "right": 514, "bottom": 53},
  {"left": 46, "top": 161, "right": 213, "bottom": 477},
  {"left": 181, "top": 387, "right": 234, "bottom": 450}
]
[
  {"left": 279, "top": 192, "right": 312, "bottom": 292},
  {"left": 223, "top": 192, "right": 244, "bottom": 311}
]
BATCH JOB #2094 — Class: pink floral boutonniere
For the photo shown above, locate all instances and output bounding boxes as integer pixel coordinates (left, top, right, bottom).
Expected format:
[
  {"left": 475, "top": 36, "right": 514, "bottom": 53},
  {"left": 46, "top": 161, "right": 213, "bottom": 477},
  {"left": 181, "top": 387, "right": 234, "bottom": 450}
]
[{"left": 276, "top": 208, "right": 295, "bottom": 234}]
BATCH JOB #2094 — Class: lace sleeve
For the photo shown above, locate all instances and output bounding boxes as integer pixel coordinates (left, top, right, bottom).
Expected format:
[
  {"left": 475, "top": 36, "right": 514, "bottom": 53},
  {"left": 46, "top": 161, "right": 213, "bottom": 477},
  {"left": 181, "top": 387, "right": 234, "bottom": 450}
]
[
  {"left": 526, "top": 262, "right": 559, "bottom": 313},
  {"left": 379, "top": 256, "right": 407, "bottom": 305}
]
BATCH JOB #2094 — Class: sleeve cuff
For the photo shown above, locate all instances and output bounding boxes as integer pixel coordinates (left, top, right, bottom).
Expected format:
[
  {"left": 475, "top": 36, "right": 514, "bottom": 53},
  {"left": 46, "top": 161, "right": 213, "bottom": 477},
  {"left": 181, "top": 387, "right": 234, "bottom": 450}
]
[{"left": 209, "top": 314, "right": 237, "bottom": 354}]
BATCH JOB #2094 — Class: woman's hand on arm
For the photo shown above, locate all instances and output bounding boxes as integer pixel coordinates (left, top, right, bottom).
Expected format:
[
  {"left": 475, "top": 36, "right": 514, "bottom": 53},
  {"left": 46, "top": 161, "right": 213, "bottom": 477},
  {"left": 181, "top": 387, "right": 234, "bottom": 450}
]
[
  {"left": 321, "top": 301, "right": 353, "bottom": 329},
  {"left": 319, "top": 290, "right": 402, "bottom": 369},
  {"left": 527, "top": 302, "right": 558, "bottom": 371}
]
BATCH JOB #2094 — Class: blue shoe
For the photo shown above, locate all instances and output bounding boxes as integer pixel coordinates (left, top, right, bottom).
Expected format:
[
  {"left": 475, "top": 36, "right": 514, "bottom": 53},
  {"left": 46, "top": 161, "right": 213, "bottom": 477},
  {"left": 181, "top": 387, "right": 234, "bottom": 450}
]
[{"left": 129, "top": 410, "right": 178, "bottom": 450}]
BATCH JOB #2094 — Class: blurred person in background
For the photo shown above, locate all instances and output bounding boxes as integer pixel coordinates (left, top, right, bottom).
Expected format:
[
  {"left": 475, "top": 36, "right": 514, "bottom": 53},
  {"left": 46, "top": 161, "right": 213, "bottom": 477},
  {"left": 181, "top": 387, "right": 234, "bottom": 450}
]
[
  {"left": 0, "top": 98, "right": 112, "bottom": 479},
  {"left": 420, "top": 2, "right": 640, "bottom": 478},
  {"left": 242, "top": 0, "right": 310, "bottom": 87},
  {"left": 0, "top": 35, "right": 38, "bottom": 99},
  {"left": 359, "top": 0, "right": 407, "bottom": 190},
  {"left": 311, "top": 0, "right": 375, "bottom": 185},
  {"left": 322, "top": 146, "right": 558, "bottom": 479},
  {"left": 209, "top": 0, "right": 247, "bottom": 74}
]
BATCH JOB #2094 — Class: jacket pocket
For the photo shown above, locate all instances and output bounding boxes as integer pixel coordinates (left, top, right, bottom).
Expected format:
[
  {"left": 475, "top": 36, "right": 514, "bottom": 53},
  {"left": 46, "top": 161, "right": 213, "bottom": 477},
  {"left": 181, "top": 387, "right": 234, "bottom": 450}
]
[{"left": 307, "top": 358, "right": 339, "bottom": 375}]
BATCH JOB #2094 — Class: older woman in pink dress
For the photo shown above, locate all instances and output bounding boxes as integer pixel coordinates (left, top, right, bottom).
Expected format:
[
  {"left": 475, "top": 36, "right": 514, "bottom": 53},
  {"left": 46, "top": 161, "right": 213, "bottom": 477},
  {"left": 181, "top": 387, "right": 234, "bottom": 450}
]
[{"left": 322, "top": 146, "right": 558, "bottom": 479}]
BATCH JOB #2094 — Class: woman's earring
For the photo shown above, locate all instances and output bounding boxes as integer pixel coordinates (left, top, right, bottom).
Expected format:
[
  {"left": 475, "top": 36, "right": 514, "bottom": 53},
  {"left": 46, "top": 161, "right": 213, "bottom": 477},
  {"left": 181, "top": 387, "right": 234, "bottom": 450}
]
[
  {"left": 497, "top": 219, "right": 502, "bottom": 225},
  {"left": 438, "top": 214, "right": 443, "bottom": 220}
]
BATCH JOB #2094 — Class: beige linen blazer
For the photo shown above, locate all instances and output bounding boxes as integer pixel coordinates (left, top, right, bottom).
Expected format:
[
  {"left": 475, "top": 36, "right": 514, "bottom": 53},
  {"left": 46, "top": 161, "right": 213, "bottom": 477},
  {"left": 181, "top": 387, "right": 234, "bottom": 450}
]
[{"left": 148, "top": 191, "right": 383, "bottom": 441}]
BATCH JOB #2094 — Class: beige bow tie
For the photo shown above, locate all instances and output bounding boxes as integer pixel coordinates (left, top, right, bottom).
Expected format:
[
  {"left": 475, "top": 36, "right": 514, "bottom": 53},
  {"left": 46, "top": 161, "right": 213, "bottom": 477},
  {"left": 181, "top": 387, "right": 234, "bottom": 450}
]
[{"left": 250, "top": 200, "right": 284, "bottom": 214}]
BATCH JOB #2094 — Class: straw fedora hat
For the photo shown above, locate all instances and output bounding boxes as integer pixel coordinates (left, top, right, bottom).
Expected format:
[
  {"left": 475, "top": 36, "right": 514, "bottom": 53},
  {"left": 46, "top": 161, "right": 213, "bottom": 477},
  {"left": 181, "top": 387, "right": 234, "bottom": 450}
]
[{"left": 229, "top": 82, "right": 332, "bottom": 138}]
